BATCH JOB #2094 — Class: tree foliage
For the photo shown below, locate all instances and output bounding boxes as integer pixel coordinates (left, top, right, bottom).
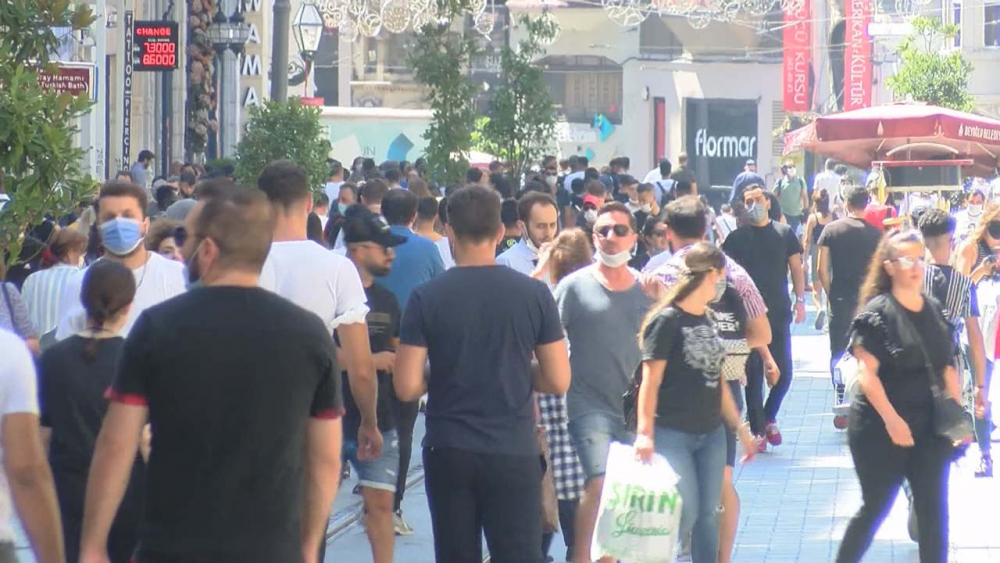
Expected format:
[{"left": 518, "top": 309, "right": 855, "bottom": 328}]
[
  {"left": 235, "top": 99, "right": 332, "bottom": 191},
  {"left": 0, "top": 0, "right": 98, "bottom": 267},
  {"left": 408, "top": 0, "right": 480, "bottom": 184},
  {"left": 886, "top": 17, "right": 975, "bottom": 112},
  {"left": 482, "top": 15, "right": 557, "bottom": 190}
]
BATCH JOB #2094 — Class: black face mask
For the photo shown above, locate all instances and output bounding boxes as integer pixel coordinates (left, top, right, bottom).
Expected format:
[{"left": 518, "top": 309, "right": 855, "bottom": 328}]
[{"left": 988, "top": 220, "right": 1000, "bottom": 240}]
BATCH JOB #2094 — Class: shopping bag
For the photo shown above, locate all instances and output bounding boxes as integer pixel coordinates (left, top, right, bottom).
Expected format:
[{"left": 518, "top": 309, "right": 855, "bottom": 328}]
[
  {"left": 536, "top": 425, "right": 560, "bottom": 533},
  {"left": 591, "top": 442, "right": 682, "bottom": 563}
]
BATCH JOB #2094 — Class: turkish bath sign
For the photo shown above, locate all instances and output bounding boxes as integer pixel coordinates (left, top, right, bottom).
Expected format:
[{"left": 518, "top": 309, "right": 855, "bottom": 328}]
[{"left": 685, "top": 98, "right": 758, "bottom": 188}]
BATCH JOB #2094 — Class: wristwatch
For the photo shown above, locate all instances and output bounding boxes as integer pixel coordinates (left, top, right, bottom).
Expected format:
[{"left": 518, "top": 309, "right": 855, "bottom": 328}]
[{"left": 794, "top": 296, "right": 806, "bottom": 305}]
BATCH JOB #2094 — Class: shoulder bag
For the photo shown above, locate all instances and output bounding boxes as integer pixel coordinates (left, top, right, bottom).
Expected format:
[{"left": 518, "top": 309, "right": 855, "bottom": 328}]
[{"left": 891, "top": 297, "right": 974, "bottom": 446}]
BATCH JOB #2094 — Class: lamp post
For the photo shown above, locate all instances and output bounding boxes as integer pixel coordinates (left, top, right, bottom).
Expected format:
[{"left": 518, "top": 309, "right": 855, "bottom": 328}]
[
  {"left": 208, "top": 3, "right": 250, "bottom": 158},
  {"left": 272, "top": 0, "right": 291, "bottom": 101},
  {"left": 292, "top": 1, "right": 324, "bottom": 100}
]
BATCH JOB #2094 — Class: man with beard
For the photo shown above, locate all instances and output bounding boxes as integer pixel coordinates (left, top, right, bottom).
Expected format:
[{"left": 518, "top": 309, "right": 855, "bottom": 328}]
[
  {"left": 55, "top": 181, "right": 186, "bottom": 341},
  {"left": 498, "top": 192, "right": 559, "bottom": 283},
  {"left": 343, "top": 211, "right": 409, "bottom": 562}
]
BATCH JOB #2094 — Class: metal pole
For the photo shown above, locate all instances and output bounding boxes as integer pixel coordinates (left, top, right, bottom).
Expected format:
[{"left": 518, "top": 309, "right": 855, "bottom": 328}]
[{"left": 271, "top": 0, "right": 290, "bottom": 102}]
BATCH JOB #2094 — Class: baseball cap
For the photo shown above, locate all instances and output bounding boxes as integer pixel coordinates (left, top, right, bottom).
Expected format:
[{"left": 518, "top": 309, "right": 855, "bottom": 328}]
[
  {"left": 343, "top": 211, "right": 408, "bottom": 247},
  {"left": 745, "top": 159, "right": 756, "bottom": 166},
  {"left": 583, "top": 194, "right": 603, "bottom": 209}
]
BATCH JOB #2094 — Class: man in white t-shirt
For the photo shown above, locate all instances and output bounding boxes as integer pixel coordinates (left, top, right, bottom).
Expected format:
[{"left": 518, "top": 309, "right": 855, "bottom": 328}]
[
  {"left": 497, "top": 192, "right": 559, "bottom": 284},
  {"left": 55, "top": 181, "right": 186, "bottom": 340},
  {"left": 258, "top": 160, "right": 383, "bottom": 462},
  {"left": 813, "top": 159, "right": 842, "bottom": 211},
  {"left": 0, "top": 328, "right": 64, "bottom": 562},
  {"left": 324, "top": 160, "right": 346, "bottom": 203}
]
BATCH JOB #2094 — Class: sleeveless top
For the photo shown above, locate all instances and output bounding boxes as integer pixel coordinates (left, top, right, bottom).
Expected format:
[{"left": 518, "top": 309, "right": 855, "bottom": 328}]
[{"left": 812, "top": 213, "right": 830, "bottom": 245}]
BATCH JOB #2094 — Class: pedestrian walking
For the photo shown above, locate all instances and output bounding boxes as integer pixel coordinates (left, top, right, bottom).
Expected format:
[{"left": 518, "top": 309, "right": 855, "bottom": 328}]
[
  {"left": 554, "top": 202, "right": 653, "bottom": 563},
  {"left": 21, "top": 227, "right": 88, "bottom": 340},
  {"left": 393, "top": 186, "right": 571, "bottom": 563},
  {"left": 723, "top": 185, "right": 807, "bottom": 449},
  {"left": 39, "top": 261, "right": 144, "bottom": 563},
  {"left": 54, "top": 181, "right": 186, "bottom": 341},
  {"left": 802, "top": 189, "right": 834, "bottom": 329},
  {"left": 79, "top": 186, "right": 345, "bottom": 563},
  {"left": 634, "top": 243, "right": 755, "bottom": 563},
  {"left": 816, "top": 186, "right": 884, "bottom": 428},
  {"left": 836, "top": 230, "right": 959, "bottom": 563}
]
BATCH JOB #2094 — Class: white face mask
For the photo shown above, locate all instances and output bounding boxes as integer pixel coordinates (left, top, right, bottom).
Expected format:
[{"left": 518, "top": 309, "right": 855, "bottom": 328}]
[
  {"left": 545, "top": 176, "right": 557, "bottom": 187},
  {"left": 969, "top": 203, "right": 983, "bottom": 216},
  {"left": 584, "top": 209, "right": 598, "bottom": 224},
  {"left": 597, "top": 248, "right": 632, "bottom": 268},
  {"left": 640, "top": 203, "right": 653, "bottom": 214},
  {"left": 787, "top": 167, "right": 797, "bottom": 177}
]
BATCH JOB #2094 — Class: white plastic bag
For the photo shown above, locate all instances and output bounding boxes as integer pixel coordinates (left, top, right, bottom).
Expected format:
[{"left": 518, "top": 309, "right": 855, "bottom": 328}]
[{"left": 591, "top": 442, "right": 683, "bottom": 563}]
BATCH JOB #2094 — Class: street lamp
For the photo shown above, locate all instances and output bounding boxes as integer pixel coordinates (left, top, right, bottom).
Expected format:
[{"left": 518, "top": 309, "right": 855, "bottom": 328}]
[
  {"left": 292, "top": 0, "right": 324, "bottom": 99},
  {"left": 207, "top": 4, "right": 251, "bottom": 158}
]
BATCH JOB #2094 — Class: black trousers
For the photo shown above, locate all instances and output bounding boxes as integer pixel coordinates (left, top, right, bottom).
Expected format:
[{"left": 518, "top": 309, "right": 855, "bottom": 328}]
[
  {"left": 542, "top": 499, "right": 579, "bottom": 561},
  {"left": 395, "top": 399, "right": 420, "bottom": 511},
  {"left": 745, "top": 314, "right": 793, "bottom": 434},
  {"left": 836, "top": 410, "right": 951, "bottom": 563},
  {"left": 829, "top": 295, "right": 857, "bottom": 400},
  {"left": 424, "top": 447, "right": 543, "bottom": 563}
]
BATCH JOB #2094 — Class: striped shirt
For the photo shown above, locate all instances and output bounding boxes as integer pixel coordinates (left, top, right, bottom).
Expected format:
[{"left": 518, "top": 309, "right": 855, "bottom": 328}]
[
  {"left": 652, "top": 244, "right": 768, "bottom": 319},
  {"left": 924, "top": 263, "right": 977, "bottom": 330},
  {"left": 21, "top": 264, "right": 81, "bottom": 337}
]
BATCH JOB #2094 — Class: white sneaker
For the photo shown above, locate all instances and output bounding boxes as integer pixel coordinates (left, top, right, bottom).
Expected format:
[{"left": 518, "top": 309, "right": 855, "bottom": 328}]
[{"left": 394, "top": 510, "right": 414, "bottom": 536}]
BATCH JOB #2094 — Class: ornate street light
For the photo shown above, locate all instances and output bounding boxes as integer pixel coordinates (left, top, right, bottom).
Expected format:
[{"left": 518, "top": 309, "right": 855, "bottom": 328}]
[
  {"left": 228, "top": 9, "right": 252, "bottom": 55},
  {"left": 207, "top": 4, "right": 251, "bottom": 158},
  {"left": 292, "top": 0, "right": 325, "bottom": 99}
]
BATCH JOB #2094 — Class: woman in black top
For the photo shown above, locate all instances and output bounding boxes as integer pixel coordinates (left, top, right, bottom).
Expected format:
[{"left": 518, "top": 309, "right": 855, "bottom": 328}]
[
  {"left": 39, "top": 261, "right": 145, "bottom": 563},
  {"left": 803, "top": 189, "right": 833, "bottom": 328},
  {"left": 836, "top": 230, "right": 962, "bottom": 563},
  {"left": 633, "top": 243, "right": 755, "bottom": 563}
]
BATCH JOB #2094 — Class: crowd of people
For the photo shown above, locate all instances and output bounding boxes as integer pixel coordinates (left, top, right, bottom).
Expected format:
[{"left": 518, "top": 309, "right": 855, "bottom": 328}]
[{"left": 0, "top": 148, "right": 996, "bottom": 563}]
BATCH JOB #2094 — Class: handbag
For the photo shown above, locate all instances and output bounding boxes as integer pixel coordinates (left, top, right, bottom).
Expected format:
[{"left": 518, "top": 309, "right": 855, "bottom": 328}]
[
  {"left": 535, "top": 426, "right": 560, "bottom": 533},
  {"left": 891, "top": 297, "right": 974, "bottom": 446}
]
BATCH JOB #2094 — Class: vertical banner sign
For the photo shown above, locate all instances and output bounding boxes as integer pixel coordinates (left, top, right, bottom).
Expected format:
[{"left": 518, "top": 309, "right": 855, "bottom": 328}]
[
  {"left": 122, "top": 11, "right": 134, "bottom": 168},
  {"left": 782, "top": 1, "right": 811, "bottom": 112},
  {"left": 844, "top": 0, "right": 872, "bottom": 111}
]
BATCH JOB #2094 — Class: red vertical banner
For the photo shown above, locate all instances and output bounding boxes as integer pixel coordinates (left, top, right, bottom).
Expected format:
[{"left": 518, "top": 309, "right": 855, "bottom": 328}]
[
  {"left": 782, "top": 2, "right": 811, "bottom": 112},
  {"left": 844, "top": 0, "right": 872, "bottom": 111}
]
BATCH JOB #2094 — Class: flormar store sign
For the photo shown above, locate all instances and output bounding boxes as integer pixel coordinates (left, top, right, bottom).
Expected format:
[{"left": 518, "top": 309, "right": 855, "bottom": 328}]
[{"left": 686, "top": 98, "right": 758, "bottom": 188}]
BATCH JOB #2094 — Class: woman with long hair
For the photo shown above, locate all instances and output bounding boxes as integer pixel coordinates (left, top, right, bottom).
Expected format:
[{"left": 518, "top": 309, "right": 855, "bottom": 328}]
[
  {"left": 39, "top": 260, "right": 145, "bottom": 563},
  {"left": 534, "top": 228, "right": 592, "bottom": 562},
  {"left": 22, "top": 227, "right": 88, "bottom": 340},
  {"left": 955, "top": 201, "right": 1000, "bottom": 282},
  {"left": 803, "top": 188, "right": 834, "bottom": 329},
  {"left": 634, "top": 243, "right": 755, "bottom": 563},
  {"left": 836, "top": 230, "right": 961, "bottom": 563}
]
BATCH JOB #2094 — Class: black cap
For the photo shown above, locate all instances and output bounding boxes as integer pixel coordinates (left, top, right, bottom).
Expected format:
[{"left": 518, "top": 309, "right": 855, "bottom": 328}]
[
  {"left": 619, "top": 174, "right": 638, "bottom": 186},
  {"left": 343, "top": 211, "right": 408, "bottom": 247}
]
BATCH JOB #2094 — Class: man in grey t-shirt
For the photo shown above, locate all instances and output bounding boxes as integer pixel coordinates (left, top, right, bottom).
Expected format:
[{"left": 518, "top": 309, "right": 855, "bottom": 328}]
[{"left": 553, "top": 202, "right": 653, "bottom": 563}]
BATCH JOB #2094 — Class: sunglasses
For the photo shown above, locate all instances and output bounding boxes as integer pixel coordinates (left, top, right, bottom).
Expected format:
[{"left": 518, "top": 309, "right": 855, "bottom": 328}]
[
  {"left": 172, "top": 226, "right": 188, "bottom": 247},
  {"left": 597, "top": 224, "right": 632, "bottom": 238},
  {"left": 893, "top": 256, "right": 925, "bottom": 270}
]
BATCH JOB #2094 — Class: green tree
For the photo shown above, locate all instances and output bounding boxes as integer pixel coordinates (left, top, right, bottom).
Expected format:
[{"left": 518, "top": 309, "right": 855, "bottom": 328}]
[
  {"left": 235, "top": 99, "right": 332, "bottom": 191},
  {"left": 483, "top": 15, "right": 558, "bottom": 190},
  {"left": 409, "top": 0, "right": 480, "bottom": 184},
  {"left": 886, "top": 16, "right": 975, "bottom": 112},
  {"left": 0, "top": 0, "right": 97, "bottom": 267}
]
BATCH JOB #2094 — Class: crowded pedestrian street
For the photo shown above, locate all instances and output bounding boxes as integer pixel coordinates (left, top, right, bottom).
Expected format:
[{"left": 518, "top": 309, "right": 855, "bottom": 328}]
[{"left": 318, "top": 317, "right": 1000, "bottom": 563}]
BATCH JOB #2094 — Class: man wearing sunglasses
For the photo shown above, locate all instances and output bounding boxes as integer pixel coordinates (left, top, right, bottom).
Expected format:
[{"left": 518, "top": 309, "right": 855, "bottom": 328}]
[
  {"left": 553, "top": 202, "right": 654, "bottom": 563},
  {"left": 723, "top": 185, "right": 806, "bottom": 450}
]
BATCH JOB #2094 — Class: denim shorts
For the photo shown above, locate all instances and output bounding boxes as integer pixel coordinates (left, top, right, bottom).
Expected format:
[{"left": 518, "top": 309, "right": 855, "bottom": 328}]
[
  {"left": 567, "top": 412, "right": 633, "bottom": 482},
  {"left": 343, "top": 428, "right": 400, "bottom": 492}
]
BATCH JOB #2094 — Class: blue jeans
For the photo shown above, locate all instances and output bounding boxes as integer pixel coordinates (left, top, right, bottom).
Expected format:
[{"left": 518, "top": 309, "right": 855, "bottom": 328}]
[
  {"left": 653, "top": 424, "right": 727, "bottom": 563},
  {"left": 975, "top": 359, "right": 993, "bottom": 456},
  {"left": 567, "top": 412, "right": 632, "bottom": 482}
]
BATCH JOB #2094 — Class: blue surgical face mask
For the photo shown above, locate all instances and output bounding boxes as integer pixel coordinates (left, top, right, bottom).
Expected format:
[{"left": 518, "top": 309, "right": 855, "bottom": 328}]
[
  {"left": 746, "top": 203, "right": 767, "bottom": 224},
  {"left": 338, "top": 202, "right": 349, "bottom": 215},
  {"left": 99, "top": 218, "right": 145, "bottom": 256}
]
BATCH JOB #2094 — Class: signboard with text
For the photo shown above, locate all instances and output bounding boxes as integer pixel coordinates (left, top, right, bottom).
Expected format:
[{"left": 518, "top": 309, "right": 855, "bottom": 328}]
[
  {"left": 782, "top": 1, "right": 811, "bottom": 112},
  {"left": 122, "top": 11, "right": 134, "bottom": 168},
  {"left": 133, "top": 20, "right": 179, "bottom": 71},
  {"left": 37, "top": 64, "right": 94, "bottom": 99},
  {"left": 685, "top": 98, "right": 759, "bottom": 188},
  {"left": 844, "top": 0, "right": 872, "bottom": 110}
]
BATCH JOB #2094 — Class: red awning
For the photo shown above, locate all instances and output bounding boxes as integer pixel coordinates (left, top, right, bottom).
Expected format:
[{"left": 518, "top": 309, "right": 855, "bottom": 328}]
[{"left": 783, "top": 103, "right": 1000, "bottom": 176}]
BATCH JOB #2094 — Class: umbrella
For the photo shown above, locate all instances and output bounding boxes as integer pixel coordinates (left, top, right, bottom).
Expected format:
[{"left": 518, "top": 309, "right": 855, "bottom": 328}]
[{"left": 784, "top": 103, "right": 1000, "bottom": 176}]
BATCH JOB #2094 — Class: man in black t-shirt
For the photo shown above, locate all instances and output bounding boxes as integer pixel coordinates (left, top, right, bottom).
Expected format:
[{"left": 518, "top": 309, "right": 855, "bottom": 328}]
[
  {"left": 80, "top": 187, "right": 344, "bottom": 563},
  {"left": 816, "top": 186, "right": 882, "bottom": 428},
  {"left": 394, "top": 186, "right": 571, "bottom": 563},
  {"left": 723, "top": 185, "right": 806, "bottom": 449},
  {"left": 343, "top": 211, "right": 407, "bottom": 562}
]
